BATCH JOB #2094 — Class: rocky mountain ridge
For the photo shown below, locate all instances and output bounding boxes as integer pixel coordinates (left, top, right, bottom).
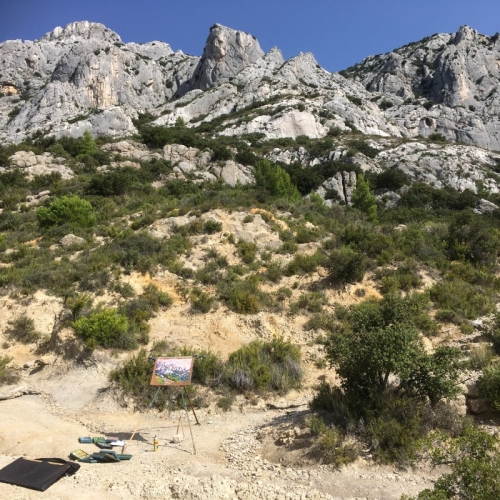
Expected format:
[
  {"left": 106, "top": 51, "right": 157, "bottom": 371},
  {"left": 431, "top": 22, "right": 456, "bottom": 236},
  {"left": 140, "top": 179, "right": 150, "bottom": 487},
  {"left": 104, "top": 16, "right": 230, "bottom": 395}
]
[{"left": 1, "top": 21, "right": 499, "bottom": 151}]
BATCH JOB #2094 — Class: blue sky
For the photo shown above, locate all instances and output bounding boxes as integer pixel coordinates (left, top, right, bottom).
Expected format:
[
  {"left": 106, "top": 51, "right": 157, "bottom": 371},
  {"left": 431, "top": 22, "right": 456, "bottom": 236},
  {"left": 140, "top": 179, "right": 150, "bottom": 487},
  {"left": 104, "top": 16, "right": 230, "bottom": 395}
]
[{"left": 1, "top": 0, "right": 499, "bottom": 72}]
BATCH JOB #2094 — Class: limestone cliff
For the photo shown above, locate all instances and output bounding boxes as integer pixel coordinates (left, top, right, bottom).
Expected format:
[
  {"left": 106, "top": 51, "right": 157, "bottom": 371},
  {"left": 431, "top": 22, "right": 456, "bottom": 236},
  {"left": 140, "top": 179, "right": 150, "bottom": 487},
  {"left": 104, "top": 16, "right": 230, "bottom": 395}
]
[{"left": 1, "top": 22, "right": 500, "bottom": 151}]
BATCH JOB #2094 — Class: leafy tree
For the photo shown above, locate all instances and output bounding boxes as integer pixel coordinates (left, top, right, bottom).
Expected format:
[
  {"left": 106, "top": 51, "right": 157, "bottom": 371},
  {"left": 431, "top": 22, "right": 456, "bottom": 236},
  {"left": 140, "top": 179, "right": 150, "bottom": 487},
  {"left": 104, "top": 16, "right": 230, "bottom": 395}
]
[
  {"left": 352, "top": 174, "right": 378, "bottom": 223},
  {"left": 324, "top": 295, "right": 462, "bottom": 409},
  {"left": 447, "top": 211, "right": 500, "bottom": 269},
  {"left": 254, "top": 159, "right": 301, "bottom": 201},
  {"left": 37, "top": 195, "right": 96, "bottom": 227},
  {"left": 78, "top": 130, "right": 98, "bottom": 156},
  {"left": 405, "top": 423, "right": 500, "bottom": 499}
]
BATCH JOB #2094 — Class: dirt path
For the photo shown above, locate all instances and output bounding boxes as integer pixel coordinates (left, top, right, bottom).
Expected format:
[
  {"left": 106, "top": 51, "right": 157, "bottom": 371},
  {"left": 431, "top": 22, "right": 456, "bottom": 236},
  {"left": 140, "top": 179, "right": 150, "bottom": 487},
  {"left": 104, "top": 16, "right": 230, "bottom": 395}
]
[{"left": 0, "top": 382, "right": 439, "bottom": 500}]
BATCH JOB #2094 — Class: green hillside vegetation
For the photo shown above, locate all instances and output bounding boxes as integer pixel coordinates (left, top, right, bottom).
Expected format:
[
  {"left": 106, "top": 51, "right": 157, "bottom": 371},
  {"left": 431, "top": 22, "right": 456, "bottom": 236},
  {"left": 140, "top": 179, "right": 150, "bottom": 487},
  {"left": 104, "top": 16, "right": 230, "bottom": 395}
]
[{"left": 2, "top": 122, "right": 500, "bottom": 481}]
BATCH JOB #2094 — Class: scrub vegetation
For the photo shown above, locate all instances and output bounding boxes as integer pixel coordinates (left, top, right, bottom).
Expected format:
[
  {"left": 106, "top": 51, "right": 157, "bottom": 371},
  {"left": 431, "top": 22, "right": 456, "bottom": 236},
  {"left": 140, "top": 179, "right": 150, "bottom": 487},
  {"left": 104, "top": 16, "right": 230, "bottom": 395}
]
[{"left": 2, "top": 121, "right": 500, "bottom": 494}]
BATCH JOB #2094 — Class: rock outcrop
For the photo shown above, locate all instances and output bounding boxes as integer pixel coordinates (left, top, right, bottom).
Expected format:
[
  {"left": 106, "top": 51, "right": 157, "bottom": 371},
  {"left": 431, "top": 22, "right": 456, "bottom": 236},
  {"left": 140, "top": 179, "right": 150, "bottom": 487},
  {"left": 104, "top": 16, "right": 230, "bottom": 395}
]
[
  {"left": 180, "top": 24, "right": 265, "bottom": 94},
  {"left": 341, "top": 25, "right": 500, "bottom": 150},
  {"left": 1, "top": 21, "right": 500, "bottom": 151}
]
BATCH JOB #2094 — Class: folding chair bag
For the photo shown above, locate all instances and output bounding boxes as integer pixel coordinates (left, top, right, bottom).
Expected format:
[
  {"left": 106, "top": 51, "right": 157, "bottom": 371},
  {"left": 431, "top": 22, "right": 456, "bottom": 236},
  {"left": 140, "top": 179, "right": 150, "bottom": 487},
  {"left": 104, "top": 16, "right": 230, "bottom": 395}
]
[{"left": 0, "top": 457, "right": 80, "bottom": 491}]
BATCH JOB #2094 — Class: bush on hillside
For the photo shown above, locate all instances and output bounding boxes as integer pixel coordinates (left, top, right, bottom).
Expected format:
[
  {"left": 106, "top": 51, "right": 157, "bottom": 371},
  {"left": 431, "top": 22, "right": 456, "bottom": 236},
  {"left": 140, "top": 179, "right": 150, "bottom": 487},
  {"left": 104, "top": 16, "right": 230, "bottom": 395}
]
[
  {"left": 72, "top": 309, "right": 129, "bottom": 350},
  {"left": 37, "top": 195, "right": 96, "bottom": 228},
  {"left": 6, "top": 315, "right": 41, "bottom": 343},
  {"left": 227, "top": 337, "right": 302, "bottom": 393},
  {"left": 327, "top": 246, "right": 368, "bottom": 285}
]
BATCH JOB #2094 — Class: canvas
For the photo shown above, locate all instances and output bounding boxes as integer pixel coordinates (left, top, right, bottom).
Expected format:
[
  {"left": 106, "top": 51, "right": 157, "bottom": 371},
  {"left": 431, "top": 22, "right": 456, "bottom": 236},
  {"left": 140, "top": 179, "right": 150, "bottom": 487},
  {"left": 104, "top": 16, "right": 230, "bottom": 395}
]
[{"left": 150, "top": 357, "right": 194, "bottom": 386}]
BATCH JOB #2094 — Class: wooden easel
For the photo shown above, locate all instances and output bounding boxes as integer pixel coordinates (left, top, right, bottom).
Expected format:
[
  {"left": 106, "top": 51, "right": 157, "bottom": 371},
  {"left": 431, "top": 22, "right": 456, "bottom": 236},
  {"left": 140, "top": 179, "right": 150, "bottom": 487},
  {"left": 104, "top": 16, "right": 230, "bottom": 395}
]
[
  {"left": 123, "top": 386, "right": 200, "bottom": 455},
  {"left": 175, "top": 387, "right": 197, "bottom": 454}
]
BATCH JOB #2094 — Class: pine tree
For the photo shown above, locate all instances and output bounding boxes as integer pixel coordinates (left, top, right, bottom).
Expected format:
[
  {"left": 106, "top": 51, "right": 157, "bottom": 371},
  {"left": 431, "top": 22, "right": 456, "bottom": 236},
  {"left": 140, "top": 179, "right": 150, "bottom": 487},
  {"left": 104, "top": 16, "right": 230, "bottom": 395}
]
[
  {"left": 79, "top": 130, "right": 98, "bottom": 155},
  {"left": 351, "top": 174, "right": 378, "bottom": 223},
  {"left": 254, "top": 159, "right": 300, "bottom": 201}
]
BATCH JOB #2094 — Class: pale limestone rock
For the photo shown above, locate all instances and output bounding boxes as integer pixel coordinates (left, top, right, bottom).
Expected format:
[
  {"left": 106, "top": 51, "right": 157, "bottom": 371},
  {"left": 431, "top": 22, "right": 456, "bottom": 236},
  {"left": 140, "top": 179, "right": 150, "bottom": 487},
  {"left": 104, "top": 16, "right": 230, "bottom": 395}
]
[
  {"left": 1, "top": 21, "right": 500, "bottom": 152},
  {"left": 8, "top": 151, "right": 74, "bottom": 179},
  {"left": 474, "top": 199, "right": 499, "bottom": 214},
  {"left": 218, "top": 161, "right": 253, "bottom": 186},
  {"left": 60, "top": 234, "right": 85, "bottom": 247},
  {"left": 163, "top": 144, "right": 211, "bottom": 167},
  {"left": 184, "top": 24, "right": 265, "bottom": 92},
  {"left": 467, "top": 398, "right": 489, "bottom": 414}
]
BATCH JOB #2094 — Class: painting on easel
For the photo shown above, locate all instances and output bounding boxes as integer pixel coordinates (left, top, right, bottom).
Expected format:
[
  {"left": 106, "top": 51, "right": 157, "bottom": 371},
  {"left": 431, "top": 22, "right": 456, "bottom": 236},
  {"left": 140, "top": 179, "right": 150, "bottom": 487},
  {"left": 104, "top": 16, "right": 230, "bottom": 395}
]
[{"left": 150, "top": 357, "right": 194, "bottom": 386}]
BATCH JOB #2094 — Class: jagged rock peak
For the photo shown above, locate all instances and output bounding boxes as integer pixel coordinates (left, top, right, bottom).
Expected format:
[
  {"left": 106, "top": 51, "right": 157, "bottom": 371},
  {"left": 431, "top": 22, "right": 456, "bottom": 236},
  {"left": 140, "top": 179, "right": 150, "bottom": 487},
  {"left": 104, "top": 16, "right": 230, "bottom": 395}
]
[
  {"left": 453, "top": 25, "right": 479, "bottom": 43},
  {"left": 38, "top": 21, "right": 122, "bottom": 43},
  {"left": 189, "top": 23, "right": 265, "bottom": 89}
]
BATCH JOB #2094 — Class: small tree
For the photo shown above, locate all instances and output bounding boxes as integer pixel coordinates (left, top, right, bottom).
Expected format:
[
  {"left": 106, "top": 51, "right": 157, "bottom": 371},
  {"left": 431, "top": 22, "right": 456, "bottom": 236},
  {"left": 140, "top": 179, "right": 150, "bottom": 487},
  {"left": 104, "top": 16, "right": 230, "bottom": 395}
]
[
  {"left": 324, "top": 295, "right": 462, "bottom": 410},
  {"left": 254, "top": 159, "right": 301, "bottom": 201},
  {"left": 351, "top": 174, "right": 378, "bottom": 223},
  {"left": 37, "top": 195, "right": 96, "bottom": 228},
  {"left": 78, "top": 130, "right": 98, "bottom": 156}
]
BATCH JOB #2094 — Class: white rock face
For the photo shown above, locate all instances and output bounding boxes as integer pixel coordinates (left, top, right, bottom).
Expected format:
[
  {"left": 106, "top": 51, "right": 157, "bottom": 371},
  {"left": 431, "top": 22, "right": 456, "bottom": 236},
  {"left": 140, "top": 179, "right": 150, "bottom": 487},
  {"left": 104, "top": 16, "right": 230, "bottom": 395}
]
[
  {"left": 184, "top": 24, "right": 265, "bottom": 92},
  {"left": 6, "top": 151, "right": 74, "bottom": 179},
  {"left": 342, "top": 25, "right": 500, "bottom": 150},
  {"left": 1, "top": 21, "right": 500, "bottom": 151},
  {"left": 377, "top": 142, "right": 500, "bottom": 193}
]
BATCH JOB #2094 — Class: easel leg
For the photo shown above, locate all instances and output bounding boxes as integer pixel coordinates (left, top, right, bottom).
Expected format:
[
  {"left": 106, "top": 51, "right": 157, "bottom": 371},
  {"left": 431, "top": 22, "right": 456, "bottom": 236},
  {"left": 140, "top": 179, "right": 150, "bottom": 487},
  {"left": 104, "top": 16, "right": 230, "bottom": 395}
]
[
  {"left": 122, "top": 386, "right": 162, "bottom": 454},
  {"left": 184, "top": 390, "right": 201, "bottom": 425},
  {"left": 185, "top": 408, "right": 196, "bottom": 455},
  {"left": 181, "top": 387, "right": 197, "bottom": 455}
]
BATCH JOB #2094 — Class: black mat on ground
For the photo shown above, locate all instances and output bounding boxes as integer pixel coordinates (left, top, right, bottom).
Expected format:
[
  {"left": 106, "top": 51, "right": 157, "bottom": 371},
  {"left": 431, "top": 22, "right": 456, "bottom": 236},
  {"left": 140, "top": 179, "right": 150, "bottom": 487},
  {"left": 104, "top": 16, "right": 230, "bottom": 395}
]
[{"left": 0, "top": 457, "right": 80, "bottom": 491}]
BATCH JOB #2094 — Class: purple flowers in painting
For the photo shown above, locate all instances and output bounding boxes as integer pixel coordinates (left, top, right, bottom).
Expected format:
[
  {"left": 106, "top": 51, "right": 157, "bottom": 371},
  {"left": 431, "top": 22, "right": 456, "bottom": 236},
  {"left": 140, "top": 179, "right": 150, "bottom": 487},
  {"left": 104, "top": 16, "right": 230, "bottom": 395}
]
[{"left": 151, "top": 357, "right": 193, "bottom": 386}]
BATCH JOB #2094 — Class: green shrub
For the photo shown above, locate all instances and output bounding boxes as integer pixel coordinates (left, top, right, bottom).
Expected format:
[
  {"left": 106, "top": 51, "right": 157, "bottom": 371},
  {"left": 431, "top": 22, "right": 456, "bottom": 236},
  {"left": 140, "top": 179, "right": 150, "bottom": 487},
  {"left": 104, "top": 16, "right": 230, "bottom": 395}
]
[
  {"left": 327, "top": 246, "right": 368, "bottom": 285},
  {"left": 265, "top": 261, "right": 283, "bottom": 282},
  {"left": 430, "top": 278, "right": 495, "bottom": 323},
  {"left": 276, "top": 287, "right": 293, "bottom": 301},
  {"left": 367, "top": 394, "right": 429, "bottom": 464},
  {"left": 290, "top": 292, "right": 328, "bottom": 314},
  {"left": 286, "top": 250, "right": 327, "bottom": 275},
  {"left": 237, "top": 240, "right": 257, "bottom": 264},
  {"left": 428, "top": 132, "right": 446, "bottom": 143},
  {"left": 112, "top": 281, "right": 136, "bottom": 298},
  {"left": 65, "top": 293, "right": 93, "bottom": 321},
  {"left": 190, "top": 288, "right": 216, "bottom": 313},
  {"left": 203, "top": 219, "right": 222, "bottom": 234},
  {"left": 211, "top": 145, "right": 233, "bottom": 162},
  {"left": 478, "top": 363, "right": 500, "bottom": 411},
  {"left": 218, "top": 274, "right": 273, "bottom": 314},
  {"left": 0, "top": 355, "right": 13, "bottom": 381},
  {"left": 37, "top": 195, "right": 96, "bottom": 228},
  {"left": 295, "top": 226, "right": 320, "bottom": 243},
  {"left": 184, "top": 349, "right": 225, "bottom": 387},
  {"left": 227, "top": 337, "right": 302, "bottom": 393},
  {"left": 406, "top": 423, "right": 500, "bottom": 500},
  {"left": 73, "top": 309, "right": 129, "bottom": 350},
  {"left": 352, "top": 174, "right": 377, "bottom": 222},
  {"left": 109, "top": 348, "right": 179, "bottom": 411},
  {"left": 254, "top": 159, "right": 301, "bottom": 201},
  {"left": 217, "top": 395, "right": 235, "bottom": 411},
  {"left": 319, "top": 427, "right": 360, "bottom": 467},
  {"left": 6, "top": 315, "right": 40, "bottom": 343},
  {"left": 142, "top": 283, "right": 173, "bottom": 310},
  {"left": 376, "top": 262, "right": 423, "bottom": 293},
  {"left": 347, "top": 140, "right": 378, "bottom": 159},
  {"left": 468, "top": 345, "right": 494, "bottom": 370},
  {"left": 108, "top": 231, "right": 163, "bottom": 270}
]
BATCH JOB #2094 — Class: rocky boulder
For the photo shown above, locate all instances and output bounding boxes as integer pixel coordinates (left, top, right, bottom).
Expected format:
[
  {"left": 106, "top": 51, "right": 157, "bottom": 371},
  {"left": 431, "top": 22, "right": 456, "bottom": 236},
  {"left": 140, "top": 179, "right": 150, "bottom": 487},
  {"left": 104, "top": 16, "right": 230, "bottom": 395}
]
[{"left": 6, "top": 151, "right": 74, "bottom": 179}]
